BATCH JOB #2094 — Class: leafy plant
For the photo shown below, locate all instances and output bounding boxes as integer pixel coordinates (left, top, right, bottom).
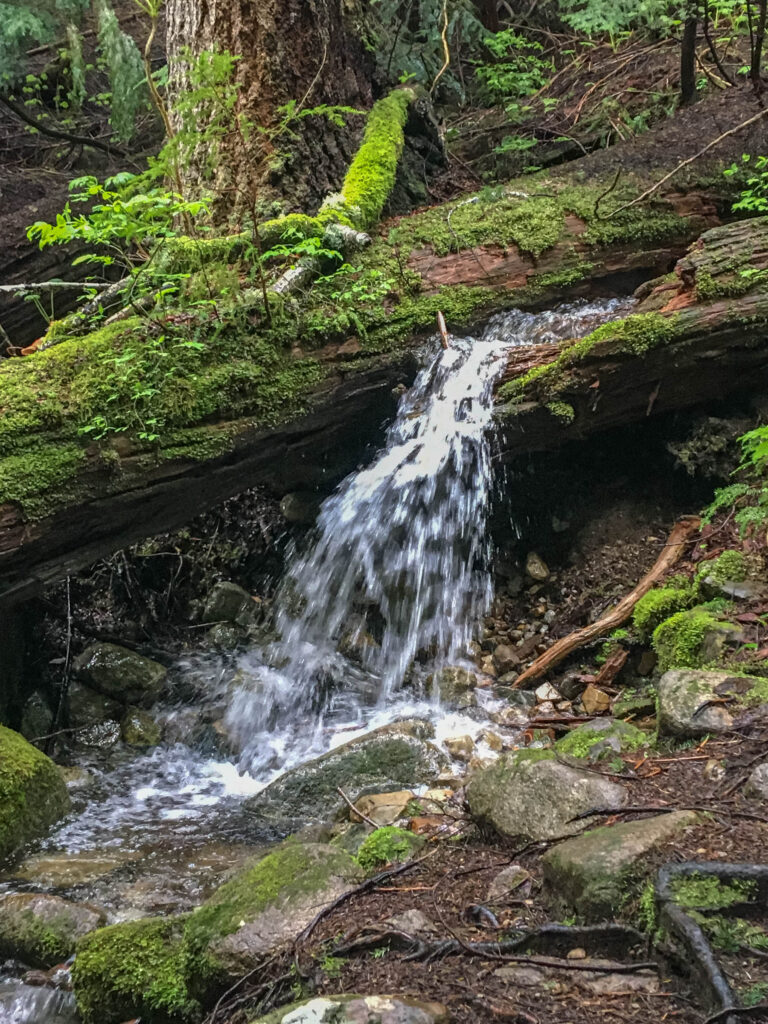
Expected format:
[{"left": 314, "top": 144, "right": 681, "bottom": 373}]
[
  {"left": 725, "top": 154, "right": 768, "bottom": 212},
  {"left": 475, "top": 29, "right": 553, "bottom": 104}
]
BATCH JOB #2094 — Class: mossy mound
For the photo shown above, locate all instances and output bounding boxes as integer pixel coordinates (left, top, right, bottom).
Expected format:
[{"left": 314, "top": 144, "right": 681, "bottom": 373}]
[
  {"left": 72, "top": 915, "right": 200, "bottom": 1024},
  {"left": 554, "top": 718, "right": 649, "bottom": 761},
  {"left": 633, "top": 580, "right": 699, "bottom": 638},
  {"left": 0, "top": 725, "right": 70, "bottom": 864},
  {"left": 0, "top": 892, "right": 104, "bottom": 967},
  {"left": 652, "top": 607, "right": 739, "bottom": 672},
  {"left": 356, "top": 826, "right": 424, "bottom": 873}
]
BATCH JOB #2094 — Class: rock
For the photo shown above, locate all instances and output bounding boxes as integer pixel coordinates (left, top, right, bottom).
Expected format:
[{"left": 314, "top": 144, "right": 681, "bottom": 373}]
[
  {"left": 76, "top": 720, "right": 121, "bottom": 748},
  {"left": 494, "top": 965, "right": 547, "bottom": 986},
  {"left": 581, "top": 684, "right": 611, "bottom": 715},
  {"left": 578, "top": 968, "right": 659, "bottom": 994},
  {"left": 0, "top": 893, "right": 105, "bottom": 967},
  {"left": 279, "top": 491, "right": 321, "bottom": 524},
  {"left": 535, "top": 682, "right": 560, "bottom": 703},
  {"left": 745, "top": 762, "right": 768, "bottom": 800},
  {"left": 245, "top": 725, "right": 447, "bottom": 830},
  {"left": 202, "top": 580, "right": 253, "bottom": 623},
  {"left": 120, "top": 708, "right": 162, "bottom": 747},
  {"left": 493, "top": 644, "right": 518, "bottom": 675},
  {"left": 67, "top": 681, "right": 122, "bottom": 730},
  {"left": 613, "top": 689, "right": 656, "bottom": 718},
  {"left": 15, "top": 850, "right": 141, "bottom": 888},
  {"left": 444, "top": 735, "right": 474, "bottom": 762},
  {"left": 251, "top": 995, "right": 449, "bottom": 1024},
  {"left": 656, "top": 669, "right": 740, "bottom": 736},
  {"left": 525, "top": 552, "right": 550, "bottom": 581},
  {"left": 480, "top": 655, "right": 497, "bottom": 677},
  {"left": 465, "top": 750, "right": 626, "bottom": 842},
  {"left": 480, "top": 729, "right": 503, "bottom": 751},
  {"left": 383, "top": 909, "right": 440, "bottom": 939},
  {"left": 73, "top": 643, "right": 167, "bottom": 708},
  {"left": 487, "top": 864, "right": 531, "bottom": 901},
  {"left": 59, "top": 766, "right": 95, "bottom": 792},
  {"left": 542, "top": 811, "right": 699, "bottom": 920},
  {"left": 428, "top": 666, "right": 478, "bottom": 706},
  {"left": 356, "top": 826, "right": 424, "bottom": 871},
  {"left": 184, "top": 841, "right": 363, "bottom": 993},
  {"left": 19, "top": 692, "right": 53, "bottom": 742},
  {"left": 206, "top": 622, "right": 246, "bottom": 649},
  {"left": 489, "top": 706, "right": 529, "bottom": 729},
  {"left": 0, "top": 726, "right": 70, "bottom": 863},
  {"left": 352, "top": 791, "right": 414, "bottom": 826},
  {"left": 554, "top": 719, "right": 649, "bottom": 762},
  {"left": 567, "top": 947, "right": 587, "bottom": 959},
  {"left": 636, "top": 651, "right": 657, "bottom": 676}
]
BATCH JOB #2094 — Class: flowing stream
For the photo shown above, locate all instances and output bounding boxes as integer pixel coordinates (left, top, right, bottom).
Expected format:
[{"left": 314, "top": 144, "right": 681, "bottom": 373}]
[{"left": 0, "top": 298, "right": 631, "bottom": 1017}]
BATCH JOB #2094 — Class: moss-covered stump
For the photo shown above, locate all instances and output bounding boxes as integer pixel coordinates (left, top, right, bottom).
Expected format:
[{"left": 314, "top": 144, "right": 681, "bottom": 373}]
[
  {"left": 554, "top": 719, "right": 650, "bottom": 761},
  {"left": 249, "top": 995, "right": 449, "bottom": 1024},
  {"left": 542, "top": 811, "right": 699, "bottom": 922},
  {"left": 0, "top": 725, "right": 70, "bottom": 863},
  {"left": 0, "top": 892, "right": 105, "bottom": 967},
  {"left": 244, "top": 725, "right": 446, "bottom": 831},
  {"left": 183, "top": 840, "right": 363, "bottom": 999},
  {"left": 656, "top": 669, "right": 766, "bottom": 736},
  {"left": 465, "top": 749, "right": 627, "bottom": 842},
  {"left": 72, "top": 916, "right": 199, "bottom": 1024}
]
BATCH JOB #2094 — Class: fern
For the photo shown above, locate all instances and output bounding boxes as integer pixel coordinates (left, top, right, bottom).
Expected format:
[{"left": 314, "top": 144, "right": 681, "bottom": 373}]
[
  {"left": 95, "top": 0, "right": 147, "bottom": 141},
  {"left": 0, "top": 3, "right": 56, "bottom": 86}
]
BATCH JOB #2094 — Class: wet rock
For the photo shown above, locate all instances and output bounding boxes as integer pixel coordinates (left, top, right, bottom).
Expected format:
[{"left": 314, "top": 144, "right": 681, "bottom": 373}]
[
  {"left": 465, "top": 750, "right": 626, "bottom": 842},
  {"left": 745, "top": 762, "right": 768, "bottom": 800},
  {"left": 542, "top": 811, "right": 699, "bottom": 920},
  {"left": 185, "top": 841, "right": 363, "bottom": 992},
  {"left": 428, "top": 666, "right": 478, "bottom": 705},
  {"left": 67, "top": 682, "right": 122, "bottom": 731},
  {"left": 77, "top": 721, "right": 121, "bottom": 748},
  {"left": 525, "top": 552, "right": 550, "bottom": 581},
  {"left": 252, "top": 995, "right": 448, "bottom": 1023},
  {"left": 120, "top": 709, "right": 162, "bottom": 747},
  {"left": 15, "top": 850, "right": 141, "bottom": 888},
  {"left": 480, "top": 729, "right": 503, "bottom": 751},
  {"left": 0, "top": 726, "right": 70, "bottom": 863},
  {"left": 205, "top": 622, "right": 246, "bottom": 649},
  {"left": 245, "top": 725, "right": 447, "bottom": 830},
  {"left": 444, "top": 735, "right": 474, "bottom": 762},
  {"left": 493, "top": 644, "right": 518, "bottom": 675},
  {"left": 19, "top": 692, "right": 53, "bottom": 742},
  {"left": 73, "top": 644, "right": 167, "bottom": 708},
  {"left": 279, "top": 490, "right": 321, "bottom": 524},
  {"left": 489, "top": 706, "right": 529, "bottom": 729},
  {"left": 202, "top": 580, "right": 253, "bottom": 624},
  {"left": 0, "top": 893, "right": 105, "bottom": 967},
  {"left": 554, "top": 718, "right": 649, "bottom": 762},
  {"left": 352, "top": 791, "right": 415, "bottom": 826},
  {"left": 58, "top": 765, "right": 95, "bottom": 792},
  {"left": 656, "top": 669, "right": 740, "bottom": 737},
  {"left": 487, "top": 864, "right": 531, "bottom": 901}
]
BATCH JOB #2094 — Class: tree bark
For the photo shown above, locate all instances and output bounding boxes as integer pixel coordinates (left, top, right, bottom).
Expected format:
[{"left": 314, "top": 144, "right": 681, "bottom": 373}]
[
  {"left": 165, "top": 0, "right": 373, "bottom": 216},
  {"left": 680, "top": 13, "right": 698, "bottom": 105}
]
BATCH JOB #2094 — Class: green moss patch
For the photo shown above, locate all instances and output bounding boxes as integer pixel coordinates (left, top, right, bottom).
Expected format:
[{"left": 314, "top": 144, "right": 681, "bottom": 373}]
[
  {"left": 0, "top": 726, "right": 69, "bottom": 864},
  {"left": 697, "top": 549, "right": 748, "bottom": 586},
  {"left": 652, "top": 607, "right": 737, "bottom": 672},
  {"left": 633, "top": 581, "right": 699, "bottom": 638},
  {"left": 670, "top": 874, "right": 756, "bottom": 910},
  {"left": 555, "top": 719, "right": 649, "bottom": 761},
  {"left": 355, "top": 826, "right": 423, "bottom": 872}
]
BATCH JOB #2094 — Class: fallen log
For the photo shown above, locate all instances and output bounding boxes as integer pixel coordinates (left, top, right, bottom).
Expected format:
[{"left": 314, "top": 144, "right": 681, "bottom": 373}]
[{"left": 514, "top": 516, "right": 701, "bottom": 688}]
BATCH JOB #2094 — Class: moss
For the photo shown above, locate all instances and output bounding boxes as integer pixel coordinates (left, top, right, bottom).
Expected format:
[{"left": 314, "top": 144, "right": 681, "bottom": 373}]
[
  {"left": 0, "top": 726, "right": 69, "bottom": 864},
  {"left": 355, "top": 826, "right": 424, "bottom": 873},
  {"left": 745, "top": 676, "right": 768, "bottom": 706},
  {"left": 697, "top": 549, "right": 748, "bottom": 585},
  {"left": 555, "top": 721, "right": 648, "bottom": 760},
  {"left": 545, "top": 401, "right": 575, "bottom": 423},
  {"left": 0, "top": 443, "right": 87, "bottom": 518},
  {"left": 0, "top": 898, "right": 86, "bottom": 966},
  {"left": 651, "top": 607, "right": 735, "bottom": 672},
  {"left": 498, "top": 311, "right": 681, "bottom": 406},
  {"left": 700, "top": 915, "right": 768, "bottom": 952},
  {"left": 73, "top": 916, "right": 199, "bottom": 1024},
  {"left": 671, "top": 874, "right": 756, "bottom": 910},
  {"left": 158, "top": 234, "right": 247, "bottom": 273},
  {"left": 633, "top": 582, "right": 699, "bottom": 638}
]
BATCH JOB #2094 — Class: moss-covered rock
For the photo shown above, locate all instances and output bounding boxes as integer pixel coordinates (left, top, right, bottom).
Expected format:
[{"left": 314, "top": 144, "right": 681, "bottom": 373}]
[
  {"left": 121, "top": 708, "right": 162, "bottom": 747},
  {"left": 554, "top": 718, "right": 650, "bottom": 761},
  {"left": 73, "top": 643, "right": 167, "bottom": 707},
  {"left": 465, "top": 748, "right": 626, "bottom": 842},
  {"left": 633, "top": 581, "right": 699, "bottom": 638},
  {"left": 542, "top": 811, "right": 699, "bottom": 922},
  {"left": 182, "top": 840, "right": 363, "bottom": 997},
  {"left": 244, "top": 725, "right": 446, "bottom": 830},
  {"left": 249, "top": 994, "right": 449, "bottom": 1024},
  {"left": 656, "top": 669, "right": 746, "bottom": 736},
  {"left": 0, "top": 726, "right": 70, "bottom": 864},
  {"left": 652, "top": 607, "right": 740, "bottom": 673},
  {"left": 73, "top": 915, "right": 199, "bottom": 1024},
  {"left": 355, "top": 826, "right": 424, "bottom": 872},
  {"left": 0, "top": 892, "right": 105, "bottom": 967}
]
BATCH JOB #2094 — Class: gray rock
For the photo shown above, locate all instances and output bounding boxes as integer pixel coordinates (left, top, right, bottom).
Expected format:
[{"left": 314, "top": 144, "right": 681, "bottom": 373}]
[
  {"left": 383, "top": 909, "right": 440, "bottom": 939},
  {"left": 206, "top": 622, "right": 246, "bottom": 649},
  {"left": 121, "top": 708, "right": 162, "bottom": 747},
  {"left": 656, "top": 669, "right": 741, "bottom": 737},
  {"left": 0, "top": 893, "right": 105, "bottom": 967},
  {"left": 252, "top": 995, "right": 448, "bottom": 1024},
  {"left": 493, "top": 644, "right": 518, "bottom": 675},
  {"left": 245, "top": 725, "right": 447, "bottom": 829},
  {"left": 542, "top": 811, "right": 699, "bottom": 920},
  {"left": 465, "top": 750, "right": 626, "bottom": 842},
  {"left": 280, "top": 491, "right": 321, "bottom": 524},
  {"left": 67, "top": 681, "right": 122, "bottom": 731},
  {"left": 487, "top": 864, "right": 531, "bottom": 901},
  {"left": 746, "top": 762, "right": 768, "bottom": 800},
  {"left": 554, "top": 718, "right": 649, "bottom": 762},
  {"left": 73, "top": 643, "right": 167, "bottom": 708},
  {"left": 202, "top": 581, "right": 255, "bottom": 624}
]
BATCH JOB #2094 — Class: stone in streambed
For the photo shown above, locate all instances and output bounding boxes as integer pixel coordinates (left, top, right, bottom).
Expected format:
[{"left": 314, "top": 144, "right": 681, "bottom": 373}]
[
  {"left": 251, "top": 995, "right": 449, "bottom": 1024},
  {"left": 0, "top": 892, "right": 105, "bottom": 967},
  {"left": 428, "top": 666, "right": 477, "bottom": 705},
  {"left": 202, "top": 581, "right": 259, "bottom": 625},
  {"left": 542, "top": 810, "right": 699, "bottom": 920},
  {"left": 14, "top": 849, "right": 141, "bottom": 888},
  {"left": 67, "top": 681, "right": 122, "bottom": 730},
  {"left": 0, "top": 725, "right": 70, "bottom": 863},
  {"left": 245, "top": 724, "right": 446, "bottom": 830},
  {"left": 121, "top": 708, "right": 162, "bottom": 747},
  {"left": 73, "top": 643, "right": 167, "bottom": 707},
  {"left": 465, "top": 749, "right": 626, "bottom": 842}
]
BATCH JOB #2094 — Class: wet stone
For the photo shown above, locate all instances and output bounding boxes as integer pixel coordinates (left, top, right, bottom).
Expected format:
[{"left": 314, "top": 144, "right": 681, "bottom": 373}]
[
  {"left": 0, "top": 893, "right": 105, "bottom": 967},
  {"left": 73, "top": 643, "right": 167, "bottom": 708}
]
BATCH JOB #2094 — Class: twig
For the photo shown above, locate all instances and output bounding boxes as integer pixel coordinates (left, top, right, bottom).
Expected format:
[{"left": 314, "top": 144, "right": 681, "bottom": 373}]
[
  {"left": 593, "top": 167, "right": 622, "bottom": 220},
  {"left": 0, "top": 282, "right": 114, "bottom": 294},
  {"left": 336, "top": 786, "right": 378, "bottom": 828}
]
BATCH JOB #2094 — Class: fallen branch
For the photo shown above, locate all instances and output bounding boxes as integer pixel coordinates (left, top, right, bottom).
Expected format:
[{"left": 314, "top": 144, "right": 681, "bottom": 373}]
[
  {"left": 0, "top": 95, "right": 127, "bottom": 159},
  {"left": 703, "top": 1006, "right": 768, "bottom": 1024},
  {"left": 0, "top": 282, "right": 114, "bottom": 294},
  {"left": 514, "top": 515, "right": 700, "bottom": 688},
  {"left": 336, "top": 786, "right": 378, "bottom": 828},
  {"left": 437, "top": 310, "right": 451, "bottom": 349}
]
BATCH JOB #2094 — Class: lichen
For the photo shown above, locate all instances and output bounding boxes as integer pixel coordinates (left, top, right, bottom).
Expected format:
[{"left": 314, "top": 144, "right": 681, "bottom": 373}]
[
  {"left": 0, "top": 726, "right": 70, "bottom": 864},
  {"left": 73, "top": 916, "right": 198, "bottom": 1024},
  {"left": 633, "top": 581, "right": 699, "bottom": 638},
  {"left": 355, "top": 826, "right": 423, "bottom": 873}
]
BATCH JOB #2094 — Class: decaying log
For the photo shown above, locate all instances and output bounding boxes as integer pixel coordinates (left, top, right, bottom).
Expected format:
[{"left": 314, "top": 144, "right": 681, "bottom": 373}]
[{"left": 514, "top": 516, "right": 700, "bottom": 688}]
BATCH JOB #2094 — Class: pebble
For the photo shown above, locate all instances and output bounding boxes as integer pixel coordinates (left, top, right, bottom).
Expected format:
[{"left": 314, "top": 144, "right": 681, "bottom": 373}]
[{"left": 535, "top": 682, "right": 560, "bottom": 703}]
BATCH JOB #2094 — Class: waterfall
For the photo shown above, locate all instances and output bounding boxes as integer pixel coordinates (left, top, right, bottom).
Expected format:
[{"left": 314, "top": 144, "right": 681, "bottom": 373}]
[{"left": 226, "top": 298, "right": 630, "bottom": 773}]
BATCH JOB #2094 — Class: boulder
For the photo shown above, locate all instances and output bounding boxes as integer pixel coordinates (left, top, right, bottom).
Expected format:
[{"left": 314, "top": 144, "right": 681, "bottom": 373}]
[
  {"left": 19, "top": 692, "right": 53, "bottom": 742},
  {"left": 465, "top": 750, "right": 626, "bottom": 842},
  {"left": 656, "top": 669, "right": 744, "bottom": 736},
  {"left": 202, "top": 581, "right": 255, "bottom": 625},
  {"left": 245, "top": 725, "right": 447, "bottom": 830},
  {"left": 493, "top": 644, "right": 518, "bottom": 675},
  {"left": 542, "top": 811, "right": 699, "bottom": 920},
  {"left": 279, "top": 491, "right": 321, "bottom": 524},
  {"left": 554, "top": 719, "right": 649, "bottom": 762},
  {"left": 0, "top": 725, "right": 70, "bottom": 863},
  {"left": 352, "top": 791, "right": 414, "bottom": 826},
  {"left": 184, "top": 840, "right": 363, "bottom": 995},
  {"left": 120, "top": 709, "right": 162, "bottom": 747},
  {"left": 0, "top": 892, "right": 105, "bottom": 967},
  {"left": 252, "top": 995, "right": 448, "bottom": 1024},
  {"left": 67, "top": 682, "right": 122, "bottom": 730},
  {"left": 73, "top": 643, "right": 167, "bottom": 707}
]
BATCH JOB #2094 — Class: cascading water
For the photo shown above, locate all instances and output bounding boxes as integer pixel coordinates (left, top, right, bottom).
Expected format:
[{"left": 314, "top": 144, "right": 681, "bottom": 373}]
[{"left": 225, "top": 298, "right": 632, "bottom": 774}]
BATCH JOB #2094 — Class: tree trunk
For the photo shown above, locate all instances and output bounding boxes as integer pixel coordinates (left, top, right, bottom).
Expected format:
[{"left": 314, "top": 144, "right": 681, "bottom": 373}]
[
  {"left": 474, "top": 0, "right": 500, "bottom": 31},
  {"left": 680, "top": 13, "right": 698, "bottom": 105},
  {"left": 165, "top": 0, "right": 373, "bottom": 217},
  {"left": 752, "top": 0, "right": 768, "bottom": 91}
]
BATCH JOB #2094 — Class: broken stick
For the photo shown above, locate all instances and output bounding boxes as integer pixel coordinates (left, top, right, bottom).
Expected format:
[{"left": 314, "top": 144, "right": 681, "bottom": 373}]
[
  {"left": 437, "top": 310, "right": 450, "bottom": 349},
  {"left": 514, "top": 515, "right": 701, "bottom": 689}
]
